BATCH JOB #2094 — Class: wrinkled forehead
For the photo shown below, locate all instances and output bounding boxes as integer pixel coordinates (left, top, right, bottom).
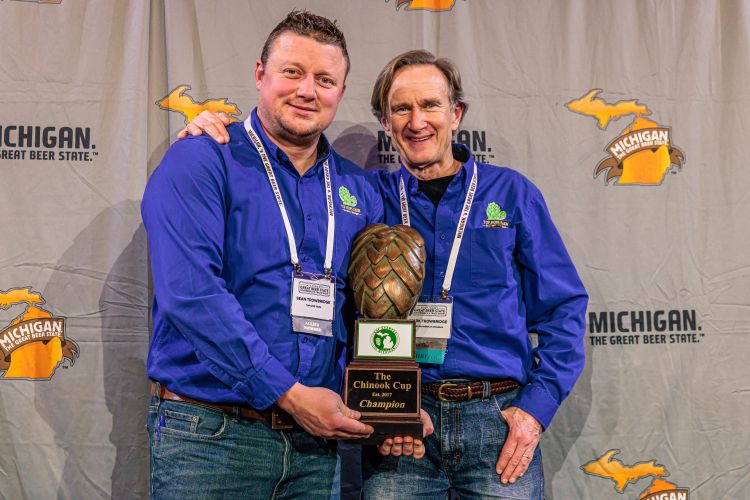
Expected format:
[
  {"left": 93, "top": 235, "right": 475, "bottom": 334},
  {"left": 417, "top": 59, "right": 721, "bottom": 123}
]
[{"left": 388, "top": 65, "right": 451, "bottom": 105}]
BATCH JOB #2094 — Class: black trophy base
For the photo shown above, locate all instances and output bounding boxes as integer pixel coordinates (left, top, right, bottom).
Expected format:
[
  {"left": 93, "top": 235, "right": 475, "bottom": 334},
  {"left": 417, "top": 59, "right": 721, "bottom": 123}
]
[{"left": 353, "top": 416, "right": 423, "bottom": 445}]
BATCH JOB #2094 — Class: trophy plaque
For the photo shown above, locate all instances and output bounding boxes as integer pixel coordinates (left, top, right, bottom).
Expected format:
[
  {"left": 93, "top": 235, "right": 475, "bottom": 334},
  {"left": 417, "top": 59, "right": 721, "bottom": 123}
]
[{"left": 345, "top": 224, "right": 426, "bottom": 443}]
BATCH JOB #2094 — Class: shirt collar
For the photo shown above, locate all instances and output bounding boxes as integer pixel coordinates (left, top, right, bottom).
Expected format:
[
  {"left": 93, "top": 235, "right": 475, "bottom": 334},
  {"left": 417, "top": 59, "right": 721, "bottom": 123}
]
[
  {"left": 399, "top": 143, "right": 476, "bottom": 195},
  {"left": 249, "top": 108, "right": 332, "bottom": 173}
]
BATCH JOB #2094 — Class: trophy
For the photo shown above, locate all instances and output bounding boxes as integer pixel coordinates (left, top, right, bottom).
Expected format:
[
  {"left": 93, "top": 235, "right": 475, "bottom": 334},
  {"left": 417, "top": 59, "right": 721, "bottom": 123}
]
[{"left": 346, "top": 224, "right": 425, "bottom": 443}]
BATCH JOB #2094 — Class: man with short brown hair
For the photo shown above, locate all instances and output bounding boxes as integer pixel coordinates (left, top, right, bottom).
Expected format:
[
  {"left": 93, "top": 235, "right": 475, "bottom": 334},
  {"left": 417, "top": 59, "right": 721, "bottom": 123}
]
[{"left": 143, "top": 10, "right": 401, "bottom": 498}]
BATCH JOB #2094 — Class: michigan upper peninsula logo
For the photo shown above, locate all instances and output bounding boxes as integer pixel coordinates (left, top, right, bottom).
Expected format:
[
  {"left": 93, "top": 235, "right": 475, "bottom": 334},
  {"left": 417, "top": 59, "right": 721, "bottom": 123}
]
[
  {"left": 566, "top": 89, "right": 685, "bottom": 185},
  {"left": 582, "top": 449, "right": 689, "bottom": 500},
  {"left": 0, "top": 287, "right": 78, "bottom": 380},
  {"left": 388, "top": 0, "right": 462, "bottom": 12},
  {"left": 157, "top": 85, "right": 241, "bottom": 125}
]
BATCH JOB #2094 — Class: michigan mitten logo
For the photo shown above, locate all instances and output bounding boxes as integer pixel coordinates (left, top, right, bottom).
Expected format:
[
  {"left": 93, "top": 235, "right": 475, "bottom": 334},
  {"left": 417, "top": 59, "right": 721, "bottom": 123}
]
[
  {"left": 371, "top": 326, "right": 399, "bottom": 354},
  {"left": 0, "top": 287, "right": 78, "bottom": 380},
  {"left": 582, "top": 450, "right": 689, "bottom": 500},
  {"left": 566, "top": 89, "right": 685, "bottom": 185}
]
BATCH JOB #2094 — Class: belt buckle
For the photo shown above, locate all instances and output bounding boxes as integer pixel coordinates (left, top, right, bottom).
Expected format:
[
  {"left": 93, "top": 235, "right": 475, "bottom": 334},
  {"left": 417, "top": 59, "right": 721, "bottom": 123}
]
[
  {"left": 271, "top": 407, "right": 294, "bottom": 430},
  {"left": 437, "top": 382, "right": 458, "bottom": 402}
]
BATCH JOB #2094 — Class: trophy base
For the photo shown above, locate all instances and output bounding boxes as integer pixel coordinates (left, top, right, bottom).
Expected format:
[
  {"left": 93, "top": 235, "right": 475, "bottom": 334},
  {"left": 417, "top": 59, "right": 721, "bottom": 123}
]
[
  {"left": 344, "top": 318, "right": 423, "bottom": 444},
  {"left": 352, "top": 416, "right": 423, "bottom": 444}
]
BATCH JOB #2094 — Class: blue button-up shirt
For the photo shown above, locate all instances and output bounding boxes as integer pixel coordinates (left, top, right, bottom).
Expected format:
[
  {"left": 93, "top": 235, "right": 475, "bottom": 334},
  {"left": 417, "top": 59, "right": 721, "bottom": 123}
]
[
  {"left": 374, "top": 145, "right": 587, "bottom": 428},
  {"left": 142, "top": 109, "right": 383, "bottom": 410}
]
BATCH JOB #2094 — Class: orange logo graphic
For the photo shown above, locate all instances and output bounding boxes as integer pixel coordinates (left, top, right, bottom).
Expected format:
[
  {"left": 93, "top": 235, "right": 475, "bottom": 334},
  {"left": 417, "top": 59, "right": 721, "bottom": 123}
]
[
  {"left": 157, "top": 85, "right": 241, "bottom": 125},
  {"left": 0, "top": 287, "right": 78, "bottom": 380},
  {"left": 390, "top": 0, "right": 458, "bottom": 12},
  {"left": 582, "top": 449, "right": 689, "bottom": 500},
  {"left": 566, "top": 89, "right": 685, "bottom": 185}
]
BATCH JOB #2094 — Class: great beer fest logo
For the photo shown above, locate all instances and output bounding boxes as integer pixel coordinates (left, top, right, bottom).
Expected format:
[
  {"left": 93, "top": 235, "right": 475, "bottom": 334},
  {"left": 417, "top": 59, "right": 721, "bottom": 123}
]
[
  {"left": 582, "top": 449, "right": 690, "bottom": 500},
  {"left": 0, "top": 287, "right": 78, "bottom": 380},
  {"left": 566, "top": 89, "right": 685, "bottom": 185}
]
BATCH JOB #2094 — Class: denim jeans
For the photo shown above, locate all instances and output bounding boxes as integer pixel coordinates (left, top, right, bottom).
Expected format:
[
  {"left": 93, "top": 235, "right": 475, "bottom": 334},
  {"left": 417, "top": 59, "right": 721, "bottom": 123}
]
[
  {"left": 147, "top": 394, "right": 339, "bottom": 499},
  {"left": 362, "top": 388, "right": 543, "bottom": 499}
]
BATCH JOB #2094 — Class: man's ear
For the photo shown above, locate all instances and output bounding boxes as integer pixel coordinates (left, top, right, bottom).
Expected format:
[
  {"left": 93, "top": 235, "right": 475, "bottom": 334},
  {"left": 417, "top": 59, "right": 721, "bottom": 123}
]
[
  {"left": 451, "top": 103, "right": 464, "bottom": 133},
  {"left": 255, "top": 60, "right": 264, "bottom": 91},
  {"left": 380, "top": 116, "right": 392, "bottom": 136}
]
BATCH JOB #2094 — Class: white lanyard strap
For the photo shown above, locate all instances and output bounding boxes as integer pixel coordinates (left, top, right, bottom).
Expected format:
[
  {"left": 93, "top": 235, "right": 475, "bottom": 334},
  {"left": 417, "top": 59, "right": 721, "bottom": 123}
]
[
  {"left": 399, "top": 168, "right": 477, "bottom": 298},
  {"left": 245, "top": 118, "right": 335, "bottom": 275},
  {"left": 442, "top": 168, "right": 477, "bottom": 297},
  {"left": 399, "top": 175, "right": 410, "bottom": 226},
  {"left": 322, "top": 157, "right": 335, "bottom": 275}
]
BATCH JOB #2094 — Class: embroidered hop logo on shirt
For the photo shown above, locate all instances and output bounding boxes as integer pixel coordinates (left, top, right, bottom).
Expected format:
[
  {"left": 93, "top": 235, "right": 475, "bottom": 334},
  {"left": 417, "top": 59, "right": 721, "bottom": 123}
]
[
  {"left": 339, "top": 186, "right": 358, "bottom": 207},
  {"left": 484, "top": 202, "right": 509, "bottom": 228},
  {"left": 339, "top": 186, "right": 361, "bottom": 215},
  {"left": 486, "top": 202, "right": 506, "bottom": 221}
]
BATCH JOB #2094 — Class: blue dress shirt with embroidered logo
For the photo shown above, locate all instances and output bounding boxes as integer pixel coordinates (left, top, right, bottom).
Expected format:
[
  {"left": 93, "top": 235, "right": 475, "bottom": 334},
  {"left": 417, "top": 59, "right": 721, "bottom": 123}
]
[
  {"left": 142, "top": 109, "right": 384, "bottom": 410},
  {"left": 374, "top": 145, "right": 587, "bottom": 429}
]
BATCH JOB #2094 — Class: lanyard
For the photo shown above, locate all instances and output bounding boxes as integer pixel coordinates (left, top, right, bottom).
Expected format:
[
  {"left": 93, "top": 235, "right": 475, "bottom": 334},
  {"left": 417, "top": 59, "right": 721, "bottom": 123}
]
[
  {"left": 399, "top": 167, "right": 477, "bottom": 298},
  {"left": 245, "top": 117, "right": 335, "bottom": 276}
]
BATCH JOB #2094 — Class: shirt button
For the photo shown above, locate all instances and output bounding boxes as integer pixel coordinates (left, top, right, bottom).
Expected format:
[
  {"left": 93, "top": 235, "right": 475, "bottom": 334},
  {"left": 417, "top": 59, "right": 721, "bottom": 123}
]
[
  {"left": 306, "top": 215, "right": 312, "bottom": 221},
  {"left": 440, "top": 233, "right": 447, "bottom": 240},
  {"left": 303, "top": 256, "right": 310, "bottom": 262},
  {"left": 302, "top": 337, "right": 309, "bottom": 343}
]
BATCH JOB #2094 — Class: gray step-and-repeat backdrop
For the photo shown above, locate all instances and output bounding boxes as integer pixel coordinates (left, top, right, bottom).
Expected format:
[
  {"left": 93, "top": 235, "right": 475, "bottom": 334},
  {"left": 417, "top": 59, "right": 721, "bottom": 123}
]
[{"left": 1, "top": 1, "right": 748, "bottom": 498}]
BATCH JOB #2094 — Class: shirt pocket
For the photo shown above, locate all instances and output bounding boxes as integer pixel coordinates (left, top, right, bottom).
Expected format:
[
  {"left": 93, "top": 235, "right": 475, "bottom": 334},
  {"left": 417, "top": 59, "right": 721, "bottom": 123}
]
[{"left": 470, "top": 227, "right": 515, "bottom": 287}]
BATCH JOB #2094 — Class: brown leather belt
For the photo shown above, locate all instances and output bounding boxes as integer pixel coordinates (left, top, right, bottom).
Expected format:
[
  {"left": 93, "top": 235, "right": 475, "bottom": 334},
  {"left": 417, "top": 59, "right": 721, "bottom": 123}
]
[
  {"left": 422, "top": 380, "right": 519, "bottom": 402},
  {"left": 150, "top": 382, "right": 295, "bottom": 428}
]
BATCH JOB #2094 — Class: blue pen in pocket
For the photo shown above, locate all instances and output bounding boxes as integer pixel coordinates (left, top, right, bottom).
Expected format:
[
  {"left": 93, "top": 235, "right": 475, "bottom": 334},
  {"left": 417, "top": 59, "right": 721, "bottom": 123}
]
[{"left": 157, "top": 415, "right": 164, "bottom": 443}]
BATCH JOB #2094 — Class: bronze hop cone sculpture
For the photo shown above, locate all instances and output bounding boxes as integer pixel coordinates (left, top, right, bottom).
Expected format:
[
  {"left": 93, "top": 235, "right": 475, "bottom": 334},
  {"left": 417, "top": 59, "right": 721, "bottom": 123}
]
[{"left": 348, "top": 224, "right": 426, "bottom": 319}]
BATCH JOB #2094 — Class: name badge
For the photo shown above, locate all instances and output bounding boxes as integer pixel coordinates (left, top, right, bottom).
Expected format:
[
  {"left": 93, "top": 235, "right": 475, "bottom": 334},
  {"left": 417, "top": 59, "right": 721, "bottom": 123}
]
[
  {"left": 290, "top": 272, "right": 336, "bottom": 336},
  {"left": 407, "top": 296, "right": 452, "bottom": 365},
  {"left": 408, "top": 296, "right": 453, "bottom": 339}
]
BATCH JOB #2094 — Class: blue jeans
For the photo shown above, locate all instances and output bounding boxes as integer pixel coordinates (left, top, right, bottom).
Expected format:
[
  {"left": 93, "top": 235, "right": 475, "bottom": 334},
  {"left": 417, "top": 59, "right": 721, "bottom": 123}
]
[
  {"left": 147, "top": 394, "right": 339, "bottom": 499},
  {"left": 362, "top": 388, "right": 543, "bottom": 499}
]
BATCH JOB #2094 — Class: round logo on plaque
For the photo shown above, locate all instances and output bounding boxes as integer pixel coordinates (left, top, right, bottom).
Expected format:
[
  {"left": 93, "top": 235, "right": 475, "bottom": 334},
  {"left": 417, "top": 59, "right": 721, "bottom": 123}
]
[{"left": 371, "top": 326, "right": 399, "bottom": 354}]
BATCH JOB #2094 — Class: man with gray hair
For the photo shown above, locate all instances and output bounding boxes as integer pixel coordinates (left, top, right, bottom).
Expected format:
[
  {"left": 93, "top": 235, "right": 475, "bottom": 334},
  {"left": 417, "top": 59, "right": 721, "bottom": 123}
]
[{"left": 363, "top": 49, "right": 586, "bottom": 499}]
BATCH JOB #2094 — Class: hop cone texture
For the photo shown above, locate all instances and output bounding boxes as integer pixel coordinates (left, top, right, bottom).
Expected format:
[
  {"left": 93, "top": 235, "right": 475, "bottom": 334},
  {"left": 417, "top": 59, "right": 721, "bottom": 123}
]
[{"left": 348, "top": 224, "right": 426, "bottom": 319}]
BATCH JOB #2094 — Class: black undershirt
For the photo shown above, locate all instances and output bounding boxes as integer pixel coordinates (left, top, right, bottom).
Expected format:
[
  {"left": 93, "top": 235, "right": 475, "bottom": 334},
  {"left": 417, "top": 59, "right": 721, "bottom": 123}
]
[{"left": 418, "top": 175, "right": 456, "bottom": 207}]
